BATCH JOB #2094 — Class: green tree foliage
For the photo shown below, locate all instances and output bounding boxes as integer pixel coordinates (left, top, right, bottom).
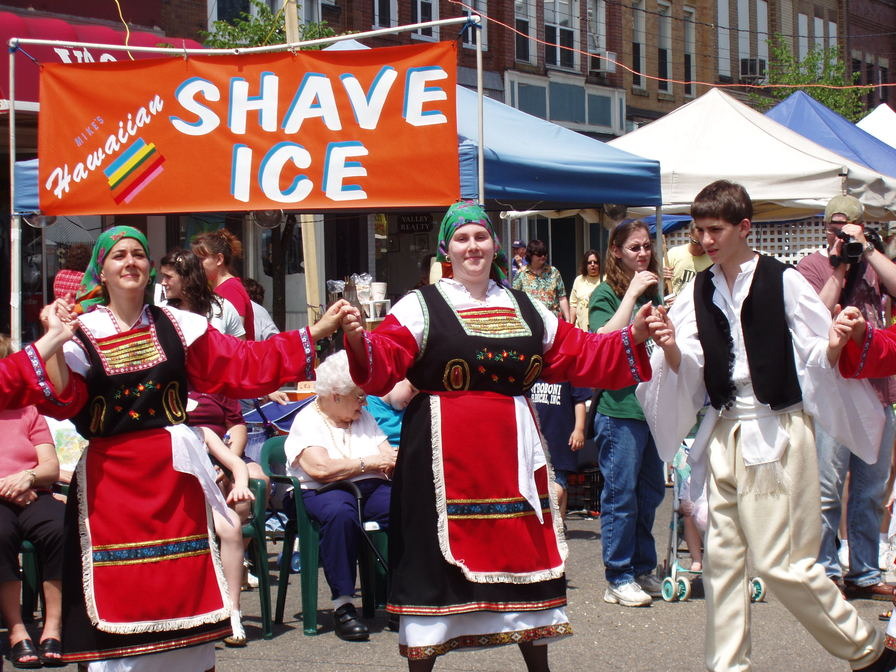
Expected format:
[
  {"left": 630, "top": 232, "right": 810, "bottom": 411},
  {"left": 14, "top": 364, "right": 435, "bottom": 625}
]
[
  {"left": 201, "top": 0, "right": 334, "bottom": 49},
  {"left": 750, "top": 34, "right": 865, "bottom": 122}
]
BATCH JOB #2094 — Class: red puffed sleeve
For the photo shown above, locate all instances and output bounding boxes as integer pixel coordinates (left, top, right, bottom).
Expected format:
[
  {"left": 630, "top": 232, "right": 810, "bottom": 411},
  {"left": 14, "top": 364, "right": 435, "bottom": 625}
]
[
  {"left": 2, "top": 345, "right": 88, "bottom": 420},
  {"left": 344, "top": 314, "right": 420, "bottom": 397},
  {"left": 186, "top": 325, "right": 316, "bottom": 398},
  {"left": 839, "top": 324, "right": 896, "bottom": 379},
  {"left": 540, "top": 320, "right": 651, "bottom": 388}
]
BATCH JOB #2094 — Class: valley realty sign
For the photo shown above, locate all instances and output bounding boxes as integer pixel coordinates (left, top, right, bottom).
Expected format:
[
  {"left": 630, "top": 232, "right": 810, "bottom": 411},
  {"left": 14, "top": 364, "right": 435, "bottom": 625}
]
[{"left": 37, "top": 41, "right": 459, "bottom": 215}]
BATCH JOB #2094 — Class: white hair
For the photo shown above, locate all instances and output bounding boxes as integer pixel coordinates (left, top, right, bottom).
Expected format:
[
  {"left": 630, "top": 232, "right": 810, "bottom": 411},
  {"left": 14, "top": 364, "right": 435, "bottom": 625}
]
[{"left": 314, "top": 350, "right": 357, "bottom": 398}]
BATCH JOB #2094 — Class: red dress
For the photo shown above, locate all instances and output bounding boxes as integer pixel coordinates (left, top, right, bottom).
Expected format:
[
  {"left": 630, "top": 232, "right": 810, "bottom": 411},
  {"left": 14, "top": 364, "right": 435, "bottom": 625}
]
[
  {"left": 36, "top": 305, "right": 314, "bottom": 663},
  {"left": 347, "top": 281, "right": 650, "bottom": 659}
]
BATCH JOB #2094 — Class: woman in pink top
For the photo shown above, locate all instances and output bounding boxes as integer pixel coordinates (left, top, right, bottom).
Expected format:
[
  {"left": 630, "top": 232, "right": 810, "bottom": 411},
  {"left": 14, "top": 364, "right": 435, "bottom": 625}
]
[
  {"left": 0, "top": 334, "right": 66, "bottom": 668},
  {"left": 191, "top": 229, "right": 256, "bottom": 340}
]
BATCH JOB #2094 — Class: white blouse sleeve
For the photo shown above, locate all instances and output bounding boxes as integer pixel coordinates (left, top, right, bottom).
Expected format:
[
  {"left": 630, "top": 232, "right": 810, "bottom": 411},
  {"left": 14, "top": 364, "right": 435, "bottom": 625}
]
[
  {"left": 636, "top": 281, "right": 708, "bottom": 462},
  {"left": 784, "top": 268, "right": 885, "bottom": 463}
]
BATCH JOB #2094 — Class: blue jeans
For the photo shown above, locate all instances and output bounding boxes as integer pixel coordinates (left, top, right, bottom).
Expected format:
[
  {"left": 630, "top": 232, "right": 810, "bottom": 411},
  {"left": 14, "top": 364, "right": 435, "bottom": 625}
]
[
  {"left": 595, "top": 414, "right": 665, "bottom": 586},
  {"left": 816, "top": 405, "right": 895, "bottom": 586}
]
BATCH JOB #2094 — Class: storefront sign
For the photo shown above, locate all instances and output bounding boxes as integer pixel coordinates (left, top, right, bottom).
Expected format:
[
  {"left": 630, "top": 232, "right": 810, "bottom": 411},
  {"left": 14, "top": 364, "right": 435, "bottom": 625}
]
[
  {"left": 397, "top": 213, "right": 433, "bottom": 233},
  {"left": 38, "top": 42, "right": 459, "bottom": 215}
]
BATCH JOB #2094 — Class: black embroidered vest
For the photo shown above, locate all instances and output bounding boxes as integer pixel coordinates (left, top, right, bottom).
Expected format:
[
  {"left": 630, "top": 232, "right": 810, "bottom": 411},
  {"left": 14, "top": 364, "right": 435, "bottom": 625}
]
[
  {"left": 407, "top": 284, "right": 545, "bottom": 396},
  {"left": 694, "top": 255, "right": 802, "bottom": 411},
  {"left": 71, "top": 305, "right": 190, "bottom": 438}
]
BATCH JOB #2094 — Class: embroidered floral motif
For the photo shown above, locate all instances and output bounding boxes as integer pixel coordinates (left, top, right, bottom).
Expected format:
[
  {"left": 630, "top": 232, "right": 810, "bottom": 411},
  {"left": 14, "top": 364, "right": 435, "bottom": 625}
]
[
  {"left": 113, "top": 381, "right": 158, "bottom": 400},
  {"left": 475, "top": 347, "right": 525, "bottom": 362}
]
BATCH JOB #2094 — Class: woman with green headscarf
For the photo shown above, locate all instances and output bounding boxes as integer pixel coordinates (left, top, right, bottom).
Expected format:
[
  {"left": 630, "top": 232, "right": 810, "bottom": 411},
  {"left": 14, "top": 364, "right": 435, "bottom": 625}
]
[
  {"left": 34, "top": 226, "right": 350, "bottom": 671},
  {"left": 341, "top": 201, "right": 656, "bottom": 671}
]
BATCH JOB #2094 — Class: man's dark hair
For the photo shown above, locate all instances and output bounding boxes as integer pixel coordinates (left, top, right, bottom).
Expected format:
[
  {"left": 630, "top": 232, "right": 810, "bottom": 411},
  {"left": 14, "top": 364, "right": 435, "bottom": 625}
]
[{"left": 691, "top": 180, "right": 753, "bottom": 226}]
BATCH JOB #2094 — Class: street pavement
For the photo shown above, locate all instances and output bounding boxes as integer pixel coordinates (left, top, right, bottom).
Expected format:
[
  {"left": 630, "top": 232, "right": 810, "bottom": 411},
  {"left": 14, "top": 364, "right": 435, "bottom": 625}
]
[{"left": 31, "top": 491, "right": 892, "bottom": 671}]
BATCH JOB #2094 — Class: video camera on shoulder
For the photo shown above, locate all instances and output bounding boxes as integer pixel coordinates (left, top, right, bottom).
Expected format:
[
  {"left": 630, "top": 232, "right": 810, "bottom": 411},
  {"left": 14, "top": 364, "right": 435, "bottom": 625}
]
[{"left": 830, "top": 228, "right": 883, "bottom": 268}]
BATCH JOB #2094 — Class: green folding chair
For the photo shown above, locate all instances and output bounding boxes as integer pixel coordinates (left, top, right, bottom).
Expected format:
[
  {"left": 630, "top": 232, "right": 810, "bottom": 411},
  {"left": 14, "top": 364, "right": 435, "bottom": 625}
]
[
  {"left": 260, "top": 435, "right": 388, "bottom": 636},
  {"left": 243, "top": 477, "right": 273, "bottom": 639}
]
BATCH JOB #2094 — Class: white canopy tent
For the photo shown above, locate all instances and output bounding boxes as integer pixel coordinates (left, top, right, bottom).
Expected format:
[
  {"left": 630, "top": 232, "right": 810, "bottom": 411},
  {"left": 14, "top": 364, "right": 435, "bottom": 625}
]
[
  {"left": 609, "top": 89, "right": 896, "bottom": 222},
  {"left": 858, "top": 103, "right": 896, "bottom": 151}
]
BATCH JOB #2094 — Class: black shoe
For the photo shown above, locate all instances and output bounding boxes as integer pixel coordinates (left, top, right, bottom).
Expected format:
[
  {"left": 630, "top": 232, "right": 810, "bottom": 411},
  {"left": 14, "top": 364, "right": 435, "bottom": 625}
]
[
  {"left": 856, "top": 647, "right": 896, "bottom": 672},
  {"left": 386, "top": 612, "right": 400, "bottom": 632},
  {"left": 333, "top": 603, "right": 369, "bottom": 641}
]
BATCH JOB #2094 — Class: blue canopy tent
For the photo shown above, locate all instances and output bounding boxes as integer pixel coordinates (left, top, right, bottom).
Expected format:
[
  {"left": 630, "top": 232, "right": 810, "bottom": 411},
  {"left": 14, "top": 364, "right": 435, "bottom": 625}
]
[{"left": 765, "top": 91, "right": 896, "bottom": 179}]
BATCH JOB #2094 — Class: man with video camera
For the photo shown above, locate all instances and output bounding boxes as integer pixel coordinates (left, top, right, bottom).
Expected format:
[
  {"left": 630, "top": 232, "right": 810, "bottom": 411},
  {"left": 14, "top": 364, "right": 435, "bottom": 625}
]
[{"left": 797, "top": 194, "right": 896, "bottom": 601}]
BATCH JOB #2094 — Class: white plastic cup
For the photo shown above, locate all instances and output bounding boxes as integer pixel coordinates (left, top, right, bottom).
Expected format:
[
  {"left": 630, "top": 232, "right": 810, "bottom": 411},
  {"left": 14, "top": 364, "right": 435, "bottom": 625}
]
[{"left": 370, "top": 282, "right": 387, "bottom": 301}]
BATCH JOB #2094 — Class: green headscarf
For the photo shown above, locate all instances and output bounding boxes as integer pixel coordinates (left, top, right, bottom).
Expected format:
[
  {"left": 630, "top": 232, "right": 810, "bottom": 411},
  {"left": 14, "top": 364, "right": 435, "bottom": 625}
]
[
  {"left": 436, "top": 201, "right": 509, "bottom": 286},
  {"left": 76, "top": 226, "right": 156, "bottom": 313}
]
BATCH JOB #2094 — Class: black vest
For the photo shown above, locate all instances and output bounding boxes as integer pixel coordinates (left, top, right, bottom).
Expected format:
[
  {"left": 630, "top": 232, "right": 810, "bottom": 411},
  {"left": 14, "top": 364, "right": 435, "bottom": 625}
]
[{"left": 694, "top": 255, "right": 802, "bottom": 411}]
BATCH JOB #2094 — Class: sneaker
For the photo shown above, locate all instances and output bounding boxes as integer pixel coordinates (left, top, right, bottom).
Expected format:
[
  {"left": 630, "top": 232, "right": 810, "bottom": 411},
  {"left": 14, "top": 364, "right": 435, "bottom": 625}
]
[
  {"left": 838, "top": 539, "right": 850, "bottom": 572},
  {"left": 880, "top": 540, "right": 895, "bottom": 571},
  {"left": 636, "top": 573, "right": 663, "bottom": 597},
  {"left": 603, "top": 581, "right": 652, "bottom": 607}
]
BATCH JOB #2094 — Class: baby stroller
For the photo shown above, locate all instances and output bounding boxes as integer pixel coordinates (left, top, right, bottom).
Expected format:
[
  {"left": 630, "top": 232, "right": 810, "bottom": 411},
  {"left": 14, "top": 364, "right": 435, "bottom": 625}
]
[{"left": 659, "top": 440, "right": 767, "bottom": 603}]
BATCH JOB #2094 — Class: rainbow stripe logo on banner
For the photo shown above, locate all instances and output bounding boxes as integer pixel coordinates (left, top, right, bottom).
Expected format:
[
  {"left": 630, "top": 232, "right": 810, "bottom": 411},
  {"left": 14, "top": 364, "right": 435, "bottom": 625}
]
[{"left": 104, "top": 138, "right": 165, "bottom": 204}]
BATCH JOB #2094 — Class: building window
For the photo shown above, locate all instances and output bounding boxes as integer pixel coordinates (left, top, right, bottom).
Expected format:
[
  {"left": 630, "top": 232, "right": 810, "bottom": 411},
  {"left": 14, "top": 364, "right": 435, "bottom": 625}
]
[
  {"left": 813, "top": 16, "right": 824, "bottom": 49},
  {"left": 301, "top": 0, "right": 322, "bottom": 24},
  {"left": 683, "top": 8, "right": 696, "bottom": 96},
  {"left": 545, "top": 0, "right": 577, "bottom": 69},
  {"left": 757, "top": 0, "right": 769, "bottom": 72},
  {"left": 737, "top": 0, "right": 749, "bottom": 72},
  {"left": 633, "top": 0, "right": 646, "bottom": 87},
  {"left": 587, "top": 0, "right": 611, "bottom": 73},
  {"left": 657, "top": 2, "right": 671, "bottom": 92},
  {"left": 515, "top": 0, "right": 535, "bottom": 63},
  {"left": 587, "top": 0, "right": 607, "bottom": 52},
  {"left": 210, "top": 0, "right": 250, "bottom": 26},
  {"left": 462, "top": 0, "right": 488, "bottom": 50},
  {"left": 411, "top": 0, "right": 439, "bottom": 39},
  {"left": 827, "top": 20, "right": 837, "bottom": 51},
  {"left": 717, "top": 0, "right": 731, "bottom": 79},
  {"left": 797, "top": 13, "right": 809, "bottom": 61},
  {"left": 373, "top": 0, "right": 398, "bottom": 29},
  {"left": 506, "top": 71, "right": 625, "bottom": 135}
]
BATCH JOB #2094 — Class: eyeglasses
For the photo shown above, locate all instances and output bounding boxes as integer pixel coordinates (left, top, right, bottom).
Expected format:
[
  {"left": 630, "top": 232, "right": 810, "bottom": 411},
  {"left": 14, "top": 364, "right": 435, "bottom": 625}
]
[
  {"left": 531, "top": 252, "right": 547, "bottom": 257},
  {"left": 624, "top": 244, "right": 652, "bottom": 253},
  {"left": 337, "top": 392, "right": 367, "bottom": 404}
]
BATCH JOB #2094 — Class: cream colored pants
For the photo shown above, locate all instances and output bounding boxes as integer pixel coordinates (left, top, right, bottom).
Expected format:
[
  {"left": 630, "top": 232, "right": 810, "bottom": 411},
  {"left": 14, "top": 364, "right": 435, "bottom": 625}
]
[{"left": 704, "top": 411, "right": 882, "bottom": 672}]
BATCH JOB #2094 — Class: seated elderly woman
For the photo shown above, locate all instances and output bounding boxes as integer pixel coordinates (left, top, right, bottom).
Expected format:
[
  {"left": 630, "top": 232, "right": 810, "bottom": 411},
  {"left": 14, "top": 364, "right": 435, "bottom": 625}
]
[
  {"left": 285, "top": 350, "right": 397, "bottom": 642},
  {"left": 0, "top": 334, "right": 65, "bottom": 668}
]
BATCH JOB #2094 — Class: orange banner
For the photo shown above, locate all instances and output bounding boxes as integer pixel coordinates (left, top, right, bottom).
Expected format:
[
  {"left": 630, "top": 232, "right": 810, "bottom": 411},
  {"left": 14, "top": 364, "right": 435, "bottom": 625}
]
[{"left": 37, "top": 42, "right": 459, "bottom": 215}]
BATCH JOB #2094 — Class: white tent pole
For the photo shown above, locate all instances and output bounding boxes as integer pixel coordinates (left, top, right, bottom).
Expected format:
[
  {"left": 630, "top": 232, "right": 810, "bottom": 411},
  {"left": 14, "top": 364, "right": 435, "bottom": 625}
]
[
  {"left": 474, "top": 16, "right": 485, "bottom": 204},
  {"left": 8, "top": 45, "right": 20, "bottom": 349},
  {"left": 655, "top": 206, "right": 665, "bottom": 302},
  {"left": 9, "top": 16, "right": 479, "bottom": 56}
]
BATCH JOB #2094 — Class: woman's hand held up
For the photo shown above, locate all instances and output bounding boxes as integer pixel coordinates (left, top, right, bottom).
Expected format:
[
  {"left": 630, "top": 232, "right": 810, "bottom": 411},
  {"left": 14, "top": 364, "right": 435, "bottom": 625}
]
[{"left": 627, "top": 271, "right": 658, "bottom": 299}]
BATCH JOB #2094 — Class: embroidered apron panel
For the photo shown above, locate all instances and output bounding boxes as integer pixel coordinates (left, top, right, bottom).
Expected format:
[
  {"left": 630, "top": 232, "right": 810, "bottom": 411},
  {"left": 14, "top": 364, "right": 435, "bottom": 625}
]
[
  {"left": 435, "top": 393, "right": 562, "bottom": 577},
  {"left": 81, "top": 429, "right": 227, "bottom": 628}
]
